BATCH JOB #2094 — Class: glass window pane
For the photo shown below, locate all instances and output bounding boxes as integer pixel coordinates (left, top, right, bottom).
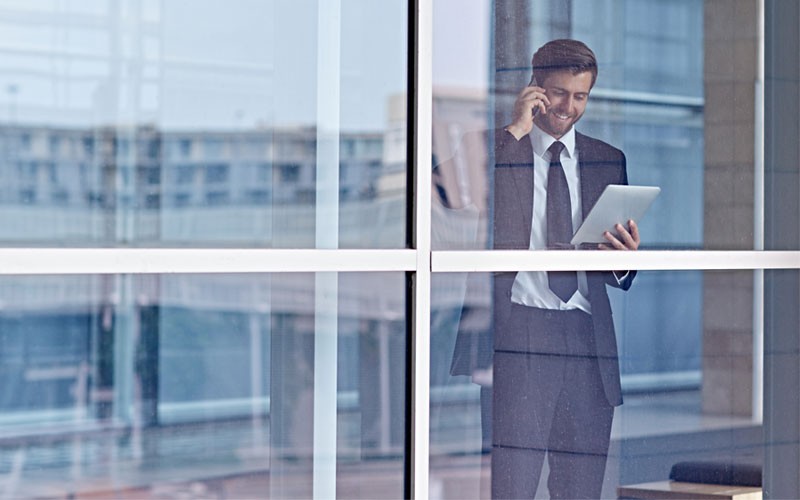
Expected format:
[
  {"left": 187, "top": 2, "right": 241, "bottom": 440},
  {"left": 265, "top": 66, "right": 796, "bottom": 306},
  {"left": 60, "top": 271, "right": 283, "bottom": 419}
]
[
  {"left": 0, "top": 1, "right": 407, "bottom": 248},
  {"left": 430, "top": 270, "right": 795, "bottom": 498},
  {"left": 431, "top": 1, "right": 800, "bottom": 495},
  {"left": 431, "top": 0, "right": 788, "bottom": 252},
  {"left": 0, "top": 272, "right": 405, "bottom": 498}
]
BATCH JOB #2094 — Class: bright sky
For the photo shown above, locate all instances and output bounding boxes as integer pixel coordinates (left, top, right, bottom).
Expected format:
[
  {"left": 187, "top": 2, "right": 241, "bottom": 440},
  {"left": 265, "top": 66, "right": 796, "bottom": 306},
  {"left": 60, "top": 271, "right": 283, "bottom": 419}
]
[{"left": 0, "top": 0, "right": 420, "bottom": 132}]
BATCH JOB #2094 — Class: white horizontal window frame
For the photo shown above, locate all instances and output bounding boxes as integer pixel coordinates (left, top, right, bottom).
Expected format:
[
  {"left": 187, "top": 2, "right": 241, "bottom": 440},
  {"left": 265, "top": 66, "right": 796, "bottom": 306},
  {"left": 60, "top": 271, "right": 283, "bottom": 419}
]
[
  {"left": 0, "top": 248, "right": 417, "bottom": 274},
  {"left": 431, "top": 250, "right": 800, "bottom": 272},
  {"left": 0, "top": 248, "right": 795, "bottom": 275}
]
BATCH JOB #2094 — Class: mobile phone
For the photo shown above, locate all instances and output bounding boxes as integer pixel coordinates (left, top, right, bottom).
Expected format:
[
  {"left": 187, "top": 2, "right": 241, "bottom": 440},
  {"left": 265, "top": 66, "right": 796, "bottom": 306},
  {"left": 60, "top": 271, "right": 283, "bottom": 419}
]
[{"left": 528, "top": 75, "right": 542, "bottom": 116}]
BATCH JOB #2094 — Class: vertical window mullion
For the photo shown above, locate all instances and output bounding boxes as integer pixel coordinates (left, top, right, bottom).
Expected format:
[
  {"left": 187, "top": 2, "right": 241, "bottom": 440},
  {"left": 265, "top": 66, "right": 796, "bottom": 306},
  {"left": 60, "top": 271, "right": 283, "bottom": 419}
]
[
  {"left": 409, "top": 0, "right": 433, "bottom": 498},
  {"left": 313, "top": 0, "right": 342, "bottom": 496}
]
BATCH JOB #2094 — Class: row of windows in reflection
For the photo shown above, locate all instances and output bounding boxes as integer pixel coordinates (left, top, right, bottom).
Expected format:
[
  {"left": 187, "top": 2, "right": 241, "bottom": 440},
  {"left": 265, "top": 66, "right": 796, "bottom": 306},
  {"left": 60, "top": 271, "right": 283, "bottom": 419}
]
[{"left": 0, "top": 125, "right": 388, "bottom": 210}]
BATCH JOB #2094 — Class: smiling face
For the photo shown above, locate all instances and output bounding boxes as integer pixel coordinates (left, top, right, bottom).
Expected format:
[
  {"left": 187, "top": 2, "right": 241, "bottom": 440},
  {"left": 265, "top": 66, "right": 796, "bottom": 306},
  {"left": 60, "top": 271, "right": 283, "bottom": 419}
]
[{"left": 533, "top": 70, "right": 593, "bottom": 139}]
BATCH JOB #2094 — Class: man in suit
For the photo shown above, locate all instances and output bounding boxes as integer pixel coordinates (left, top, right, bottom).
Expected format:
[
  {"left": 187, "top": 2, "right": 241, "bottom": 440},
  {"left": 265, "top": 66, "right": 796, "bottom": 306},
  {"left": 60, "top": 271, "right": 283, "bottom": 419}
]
[{"left": 491, "top": 39, "right": 639, "bottom": 499}]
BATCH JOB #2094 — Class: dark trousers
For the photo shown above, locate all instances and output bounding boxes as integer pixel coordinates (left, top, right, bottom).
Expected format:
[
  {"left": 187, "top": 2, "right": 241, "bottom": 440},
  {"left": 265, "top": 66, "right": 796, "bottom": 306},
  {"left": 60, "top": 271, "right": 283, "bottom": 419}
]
[{"left": 491, "top": 305, "right": 614, "bottom": 499}]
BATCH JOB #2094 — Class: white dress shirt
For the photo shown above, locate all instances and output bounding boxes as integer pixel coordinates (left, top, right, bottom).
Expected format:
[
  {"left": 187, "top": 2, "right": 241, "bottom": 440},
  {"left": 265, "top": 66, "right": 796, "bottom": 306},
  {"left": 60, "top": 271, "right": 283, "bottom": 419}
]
[{"left": 510, "top": 123, "right": 593, "bottom": 313}]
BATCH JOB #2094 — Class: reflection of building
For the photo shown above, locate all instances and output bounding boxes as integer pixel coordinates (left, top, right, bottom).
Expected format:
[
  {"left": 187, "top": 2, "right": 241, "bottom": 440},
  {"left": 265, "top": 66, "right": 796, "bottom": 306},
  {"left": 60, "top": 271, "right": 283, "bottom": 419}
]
[
  {"left": 0, "top": 122, "right": 392, "bottom": 258},
  {"left": 0, "top": 124, "right": 390, "bottom": 244},
  {"left": 0, "top": 122, "right": 407, "bottom": 463},
  {"left": 0, "top": 100, "right": 420, "bottom": 497},
  {"left": 0, "top": 101, "right": 485, "bottom": 486}
]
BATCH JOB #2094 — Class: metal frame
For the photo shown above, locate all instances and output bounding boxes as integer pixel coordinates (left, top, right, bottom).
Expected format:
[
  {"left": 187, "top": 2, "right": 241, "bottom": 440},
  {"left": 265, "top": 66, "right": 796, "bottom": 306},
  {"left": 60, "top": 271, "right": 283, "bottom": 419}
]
[
  {"left": 0, "top": 249, "right": 793, "bottom": 276},
  {"left": 432, "top": 250, "right": 800, "bottom": 272},
  {"left": 410, "top": 0, "right": 433, "bottom": 497},
  {"left": 0, "top": 249, "right": 416, "bottom": 274}
]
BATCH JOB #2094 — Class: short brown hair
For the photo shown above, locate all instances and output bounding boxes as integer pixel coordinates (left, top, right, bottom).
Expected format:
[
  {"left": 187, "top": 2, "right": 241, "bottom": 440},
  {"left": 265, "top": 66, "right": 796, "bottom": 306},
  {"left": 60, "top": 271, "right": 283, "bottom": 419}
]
[{"left": 531, "top": 39, "right": 598, "bottom": 88}]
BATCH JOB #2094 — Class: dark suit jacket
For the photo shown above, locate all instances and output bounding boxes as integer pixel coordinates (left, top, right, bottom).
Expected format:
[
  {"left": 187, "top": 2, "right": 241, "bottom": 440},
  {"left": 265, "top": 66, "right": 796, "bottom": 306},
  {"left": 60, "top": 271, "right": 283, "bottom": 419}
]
[{"left": 492, "top": 128, "right": 635, "bottom": 407}]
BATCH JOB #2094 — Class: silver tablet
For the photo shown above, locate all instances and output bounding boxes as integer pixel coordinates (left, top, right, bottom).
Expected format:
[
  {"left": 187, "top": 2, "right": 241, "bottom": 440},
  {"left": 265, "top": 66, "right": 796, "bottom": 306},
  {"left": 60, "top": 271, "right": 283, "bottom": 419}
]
[{"left": 570, "top": 185, "right": 661, "bottom": 245}]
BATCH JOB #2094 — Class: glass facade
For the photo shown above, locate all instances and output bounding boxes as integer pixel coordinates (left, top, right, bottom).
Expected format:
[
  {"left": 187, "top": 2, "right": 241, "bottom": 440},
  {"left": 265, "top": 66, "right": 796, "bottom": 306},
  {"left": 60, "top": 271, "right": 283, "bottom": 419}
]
[{"left": 0, "top": 0, "right": 797, "bottom": 499}]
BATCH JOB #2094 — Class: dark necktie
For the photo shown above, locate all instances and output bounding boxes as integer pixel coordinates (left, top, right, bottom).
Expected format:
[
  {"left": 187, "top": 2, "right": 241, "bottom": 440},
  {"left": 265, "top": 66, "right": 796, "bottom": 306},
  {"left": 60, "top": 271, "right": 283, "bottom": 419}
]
[{"left": 546, "top": 141, "right": 578, "bottom": 302}]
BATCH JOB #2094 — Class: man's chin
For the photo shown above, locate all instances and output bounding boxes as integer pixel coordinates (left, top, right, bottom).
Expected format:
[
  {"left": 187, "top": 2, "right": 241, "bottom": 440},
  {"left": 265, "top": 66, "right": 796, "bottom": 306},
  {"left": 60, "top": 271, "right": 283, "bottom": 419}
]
[
  {"left": 538, "top": 118, "right": 575, "bottom": 138},
  {"left": 546, "top": 125, "right": 572, "bottom": 139}
]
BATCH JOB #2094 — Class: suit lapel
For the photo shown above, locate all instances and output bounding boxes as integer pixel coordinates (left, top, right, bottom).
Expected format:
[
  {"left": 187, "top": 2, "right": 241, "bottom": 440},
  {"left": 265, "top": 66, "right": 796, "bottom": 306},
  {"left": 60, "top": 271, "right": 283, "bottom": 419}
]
[
  {"left": 495, "top": 132, "right": 534, "bottom": 248},
  {"left": 512, "top": 154, "right": 533, "bottom": 244},
  {"left": 577, "top": 132, "right": 595, "bottom": 220},
  {"left": 577, "top": 132, "right": 609, "bottom": 220}
]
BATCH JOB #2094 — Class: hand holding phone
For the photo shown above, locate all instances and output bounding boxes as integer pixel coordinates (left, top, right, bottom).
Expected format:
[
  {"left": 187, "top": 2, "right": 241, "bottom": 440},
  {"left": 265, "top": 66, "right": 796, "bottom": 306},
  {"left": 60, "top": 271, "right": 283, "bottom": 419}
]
[{"left": 505, "top": 75, "right": 550, "bottom": 139}]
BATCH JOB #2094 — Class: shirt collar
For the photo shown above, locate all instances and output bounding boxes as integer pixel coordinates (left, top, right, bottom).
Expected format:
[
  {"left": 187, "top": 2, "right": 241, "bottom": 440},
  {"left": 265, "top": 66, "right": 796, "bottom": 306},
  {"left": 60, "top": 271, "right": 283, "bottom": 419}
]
[{"left": 529, "top": 122, "right": 576, "bottom": 160}]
